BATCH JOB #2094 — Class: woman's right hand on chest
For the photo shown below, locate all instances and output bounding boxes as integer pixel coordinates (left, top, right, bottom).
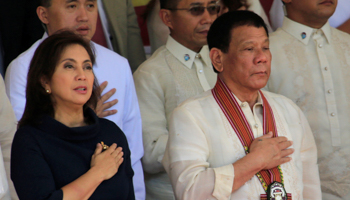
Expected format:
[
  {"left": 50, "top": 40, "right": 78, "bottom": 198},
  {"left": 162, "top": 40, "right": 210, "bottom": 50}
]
[{"left": 90, "top": 143, "right": 124, "bottom": 180}]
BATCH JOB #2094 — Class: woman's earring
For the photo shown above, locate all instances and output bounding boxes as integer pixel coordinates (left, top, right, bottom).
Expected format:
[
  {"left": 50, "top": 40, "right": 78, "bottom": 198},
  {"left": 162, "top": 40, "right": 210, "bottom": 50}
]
[{"left": 46, "top": 89, "right": 50, "bottom": 93}]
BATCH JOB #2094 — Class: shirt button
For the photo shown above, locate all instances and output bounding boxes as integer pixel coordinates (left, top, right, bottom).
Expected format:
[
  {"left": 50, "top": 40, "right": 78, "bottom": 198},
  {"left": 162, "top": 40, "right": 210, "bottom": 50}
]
[
  {"left": 199, "top": 69, "right": 203, "bottom": 73},
  {"left": 241, "top": 103, "right": 246, "bottom": 107},
  {"left": 254, "top": 124, "right": 259, "bottom": 128},
  {"left": 331, "top": 112, "right": 336, "bottom": 117},
  {"left": 318, "top": 43, "right": 323, "bottom": 48},
  {"left": 196, "top": 54, "right": 201, "bottom": 59},
  {"left": 324, "top": 67, "right": 328, "bottom": 71},
  {"left": 328, "top": 89, "right": 332, "bottom": 94}
]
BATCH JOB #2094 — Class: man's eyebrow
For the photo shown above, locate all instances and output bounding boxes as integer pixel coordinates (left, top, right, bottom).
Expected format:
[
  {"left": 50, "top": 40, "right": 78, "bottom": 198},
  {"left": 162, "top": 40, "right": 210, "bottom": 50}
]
[
  {"left": 65, "top": 0, "right": 96, "bottom": 3},
  {"left": 240, "top": 38, "right": 270, "bottom": 45},
  {"left": 190, "top": 2, "right": 204, "bottom": 6},
  {"left": 190, "top": 1, "right": 217, "bottom": 6}
]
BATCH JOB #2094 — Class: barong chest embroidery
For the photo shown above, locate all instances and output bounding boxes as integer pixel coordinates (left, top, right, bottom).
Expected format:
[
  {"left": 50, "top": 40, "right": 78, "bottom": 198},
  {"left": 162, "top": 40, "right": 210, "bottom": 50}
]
[{"left": 212, "top": 78, "right": 292, "bottom": 200}]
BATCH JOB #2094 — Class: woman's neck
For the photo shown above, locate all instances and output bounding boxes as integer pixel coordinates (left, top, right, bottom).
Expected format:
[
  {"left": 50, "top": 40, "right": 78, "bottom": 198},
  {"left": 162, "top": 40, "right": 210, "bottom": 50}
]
[{"left": 54, "top": 105, "right": 86, "bottom": 127}]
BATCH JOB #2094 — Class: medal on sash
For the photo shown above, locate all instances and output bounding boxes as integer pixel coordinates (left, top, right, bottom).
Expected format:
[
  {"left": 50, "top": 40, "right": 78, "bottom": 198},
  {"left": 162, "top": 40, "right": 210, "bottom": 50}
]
[{"left": 212, "top": 78, "right": 292, "bottom": 200}]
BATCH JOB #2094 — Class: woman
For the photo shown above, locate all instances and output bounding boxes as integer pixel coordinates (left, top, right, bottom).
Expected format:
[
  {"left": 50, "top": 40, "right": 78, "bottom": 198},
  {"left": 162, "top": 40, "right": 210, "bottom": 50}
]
[{"left": 11, "top": 31, "right": 134, "bottom": 200}]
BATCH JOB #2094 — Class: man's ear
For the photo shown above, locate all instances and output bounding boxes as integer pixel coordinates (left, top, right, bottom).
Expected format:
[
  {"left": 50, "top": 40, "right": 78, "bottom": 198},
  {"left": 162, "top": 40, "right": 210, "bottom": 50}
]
[
  {"left": 210, "top": 48, "right": 224, "bottom": 73},
  {"left": 37, "top": 6, "right": 49, "bottom": 25},
  {"left": 159, "top": 9, "right": 173, "bottom": 29}
]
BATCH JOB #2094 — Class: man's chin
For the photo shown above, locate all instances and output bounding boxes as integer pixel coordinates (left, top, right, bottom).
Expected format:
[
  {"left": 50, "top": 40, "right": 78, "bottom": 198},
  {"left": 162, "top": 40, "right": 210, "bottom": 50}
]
[{"left": 75, "top": 31, "right": 93, "bottom": 40}]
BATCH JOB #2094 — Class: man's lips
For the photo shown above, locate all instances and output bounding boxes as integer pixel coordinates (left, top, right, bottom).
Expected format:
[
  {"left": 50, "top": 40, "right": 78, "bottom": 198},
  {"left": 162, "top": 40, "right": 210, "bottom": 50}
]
[
  {"left": 76, "top": 26, "right": 90, "bottom": 35},
  {"left": 198, "top": 30, "right": 209, "bottom": 34},
  {"left": 252, "top": 71, "right": 267, "bottom": 76}
]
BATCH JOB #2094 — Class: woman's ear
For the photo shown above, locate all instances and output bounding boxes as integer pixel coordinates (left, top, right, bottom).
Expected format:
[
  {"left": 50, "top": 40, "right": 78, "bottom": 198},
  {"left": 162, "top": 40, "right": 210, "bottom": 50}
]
[
  {"left": 40, "top": 77, "right": 51, "bottom": 94},
  {"left": 209, "top": 48, "right": 224, "bottom": 73}
]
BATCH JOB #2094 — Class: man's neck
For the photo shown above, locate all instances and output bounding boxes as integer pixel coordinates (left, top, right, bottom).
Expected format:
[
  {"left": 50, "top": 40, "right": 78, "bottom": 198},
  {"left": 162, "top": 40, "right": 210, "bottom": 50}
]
[
  {"left": 286, "top": 11, "right": 328, "bottom": 29},
  {"left": 220, "top": 77, "right": 259, "bottom": 110},
  {"left": 170, "top": 34, "right": 202, "bottom": 53},
  {"left": 233, "top": 89, "right": 259, "bottom": 110}
]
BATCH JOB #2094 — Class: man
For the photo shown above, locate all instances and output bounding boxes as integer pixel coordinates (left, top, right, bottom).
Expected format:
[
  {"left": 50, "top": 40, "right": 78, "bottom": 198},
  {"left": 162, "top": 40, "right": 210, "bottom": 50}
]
[
  {"left": 162, "top": 11, "right": 322, "bottom": 199},
  {"left": 265, "top": 0, "right": 350, "bottom": 199},
  {"left": 146, "top": 0, "right": 272, "bottom": 53},
  {"left": 5, "top": 0, "right": 145, "bottom": 199},
  {"left": 0, "top": 0, "right": 145, "bottom": 73},
  {"left": 0, "top": 75, "right": 17, "bottom": 199},
  {"left": 96, "top": 0, "right": 146, "bottom": 72},
  {"left": 269, "top": 0, "right": 350, "bottom": 33},
  {"left": 133, "top": 0, "right": 218, "bottom": 198}
]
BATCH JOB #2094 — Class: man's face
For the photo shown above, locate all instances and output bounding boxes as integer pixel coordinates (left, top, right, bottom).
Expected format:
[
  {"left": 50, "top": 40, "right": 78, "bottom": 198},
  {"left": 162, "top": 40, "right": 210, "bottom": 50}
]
[
  {"left": 284, "top": 0, "right": 337, "bottom": 27},
  {"left": 221, "top": 26, "right": 271, "bottom": 92},
  {"left": 169, "top": 0, "right": 218, "bottom": 52},
  {"left": 42, "top": 0, "right": 97, "bottom": 40}
]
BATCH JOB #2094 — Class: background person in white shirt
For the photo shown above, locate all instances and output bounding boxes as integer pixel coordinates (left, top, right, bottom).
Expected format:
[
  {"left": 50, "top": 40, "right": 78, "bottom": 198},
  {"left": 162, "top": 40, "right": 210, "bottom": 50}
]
[
  {"left": 5, "top": 0, "right": 145, "bottom": 199},
  {"left": 269, "top": 0, "right": 350, "bottom": 34},
  {"left": 162, "top": 10, "right": 321, "bottom": 200},
  {"left": 133, "top": 0, "right": 219, "bottom": 199},
  {"left": 145, "top": 0, "right": 273, "bottom": 54},
  {"left": 265, "top": 0, "right": 350, "bottom": 199}
]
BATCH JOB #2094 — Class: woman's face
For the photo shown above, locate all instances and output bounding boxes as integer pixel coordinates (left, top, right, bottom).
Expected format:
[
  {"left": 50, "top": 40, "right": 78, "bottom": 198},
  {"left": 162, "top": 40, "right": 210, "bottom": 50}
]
[{"left": 44, "top": 44, "right": 94, "bottom": 110}]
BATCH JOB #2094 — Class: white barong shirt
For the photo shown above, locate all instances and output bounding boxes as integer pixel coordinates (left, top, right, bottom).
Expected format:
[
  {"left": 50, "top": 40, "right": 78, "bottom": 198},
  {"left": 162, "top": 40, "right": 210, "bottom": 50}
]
[
  {"left": 266, "top": 17, "right": 350, "bottom": 199},
  {"left": 163, "top": 90, "right": 321, "bottom": 200},
  {"left": 133, "top": 36, "right": 217, "bottom": 199}
]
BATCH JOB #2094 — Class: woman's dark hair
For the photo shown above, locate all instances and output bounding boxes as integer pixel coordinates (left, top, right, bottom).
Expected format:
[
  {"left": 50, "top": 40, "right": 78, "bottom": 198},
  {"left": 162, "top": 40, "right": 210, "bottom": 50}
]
[
  {"left": 19, "top": 30, "right": 100, "bottom": 128},
  {"left": 207, "top": 10, "right": 269, "bottom": 73}
]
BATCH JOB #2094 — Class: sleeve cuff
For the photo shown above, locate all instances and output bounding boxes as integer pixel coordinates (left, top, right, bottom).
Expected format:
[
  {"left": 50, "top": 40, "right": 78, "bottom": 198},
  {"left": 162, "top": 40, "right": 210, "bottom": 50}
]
[{"left": 212, "top": 164, "right": 234, "bottom": 199}]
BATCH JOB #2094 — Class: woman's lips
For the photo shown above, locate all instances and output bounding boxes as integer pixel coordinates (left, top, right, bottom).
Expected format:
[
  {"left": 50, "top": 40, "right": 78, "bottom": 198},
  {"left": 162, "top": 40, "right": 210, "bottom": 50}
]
[{"left": 74, "top": 86, "right": 87, "bottom": 94}]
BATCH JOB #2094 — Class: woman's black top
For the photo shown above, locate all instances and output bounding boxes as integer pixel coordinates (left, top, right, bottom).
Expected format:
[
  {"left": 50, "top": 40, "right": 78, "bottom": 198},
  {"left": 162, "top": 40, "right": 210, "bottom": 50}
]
[{"left": 11, "top": 108, "right": 135, "bottom": 200}]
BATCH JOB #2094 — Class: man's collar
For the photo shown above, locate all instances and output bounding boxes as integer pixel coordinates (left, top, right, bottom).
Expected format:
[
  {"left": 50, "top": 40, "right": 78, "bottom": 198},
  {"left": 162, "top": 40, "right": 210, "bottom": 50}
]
[
  {"left": 281, "top": 17, "right": 332, "bottom": 45},
  {"left": 42, "top": 32, "right": 49, "bottom": 40},
  {"left": 166, "top": 35, "right": 211, "bottom": 69},
  {"left": 230, "top": 90, "right": 263, "bottom": 108}
]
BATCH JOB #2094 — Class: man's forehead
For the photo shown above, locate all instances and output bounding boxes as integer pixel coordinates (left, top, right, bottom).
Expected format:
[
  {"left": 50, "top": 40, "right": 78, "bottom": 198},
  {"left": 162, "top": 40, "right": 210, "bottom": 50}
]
[
  {"left": 179, "top": 0, "right": 217, "bottom": 6},
  {"left": 231, "top": 26, "right": 268, "bottom": 44},
  {"left": 53, "top": 0, "right": 96, "bottom": 4}
]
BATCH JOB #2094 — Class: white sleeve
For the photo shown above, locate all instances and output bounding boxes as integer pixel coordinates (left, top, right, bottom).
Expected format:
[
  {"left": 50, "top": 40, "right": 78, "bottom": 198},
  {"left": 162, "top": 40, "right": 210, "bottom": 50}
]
[
  {"left": 0, "top": 75, "right": 17, "bottom": 199},
  {"left": 163, "top": 106, "right": 234, "bottom": 200},
  {"left": 298, "top": 108, "right": 322, "bottom": 200},
  {"left": 133, "top": 69, "right": 169, "bottom": 174},
  {"left": 5, "top": 58, "right": 28, "bottom": 121},
  {"left": 121, "top": 65, "right": 145, "bottom": 200}
]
